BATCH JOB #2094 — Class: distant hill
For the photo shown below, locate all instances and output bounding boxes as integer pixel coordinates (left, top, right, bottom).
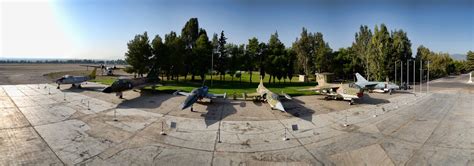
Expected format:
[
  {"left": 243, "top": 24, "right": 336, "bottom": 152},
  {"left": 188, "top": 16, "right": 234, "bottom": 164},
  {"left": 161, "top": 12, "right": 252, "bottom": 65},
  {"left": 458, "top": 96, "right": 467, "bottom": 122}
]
[{"left": 450, "top": 54, "right": 466, "bottom": 61}]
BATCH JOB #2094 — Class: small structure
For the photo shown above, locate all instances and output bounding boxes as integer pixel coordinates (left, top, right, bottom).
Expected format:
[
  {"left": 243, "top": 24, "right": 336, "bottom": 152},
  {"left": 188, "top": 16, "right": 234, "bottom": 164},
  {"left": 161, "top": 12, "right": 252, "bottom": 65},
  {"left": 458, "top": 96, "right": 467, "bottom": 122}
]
[
  {"left": 468, "top": 72, "right": 473, "bottom": 83},
  {"left": 315, "top": 72, "right": 334, "bottom": 84},
  {"left": 298, "top": 75, "right": 307, "bottom": 82}
]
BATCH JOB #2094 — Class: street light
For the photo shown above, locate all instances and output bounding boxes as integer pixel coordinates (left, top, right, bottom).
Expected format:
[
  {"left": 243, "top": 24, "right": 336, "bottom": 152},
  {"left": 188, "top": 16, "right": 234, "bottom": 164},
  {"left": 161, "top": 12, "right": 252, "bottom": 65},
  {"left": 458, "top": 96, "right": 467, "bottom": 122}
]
[
  {"left": 427, "top": 61, "right": 430, "bottom": 93},
  {"left": 395, "top": 61, "right": 397, "bottom": 85},
  {"left": 420, "top": 60, "right": 423, "bottom": 93},
  {"left": 413, "top": 60, "right": 416, "bottom": 93},
  {"left": 407, "top": 59, "right": 411, "bottom": 90},
  {"left": 400, "top": 60, "right": 403, "bottom": 86}
]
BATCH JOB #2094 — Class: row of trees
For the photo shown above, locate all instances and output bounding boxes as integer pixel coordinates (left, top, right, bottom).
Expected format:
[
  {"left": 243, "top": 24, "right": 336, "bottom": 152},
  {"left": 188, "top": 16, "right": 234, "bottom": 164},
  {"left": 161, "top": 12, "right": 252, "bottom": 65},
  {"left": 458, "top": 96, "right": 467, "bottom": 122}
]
[{"left": 125, "top": 18, "right": 472, "bottom": 84}]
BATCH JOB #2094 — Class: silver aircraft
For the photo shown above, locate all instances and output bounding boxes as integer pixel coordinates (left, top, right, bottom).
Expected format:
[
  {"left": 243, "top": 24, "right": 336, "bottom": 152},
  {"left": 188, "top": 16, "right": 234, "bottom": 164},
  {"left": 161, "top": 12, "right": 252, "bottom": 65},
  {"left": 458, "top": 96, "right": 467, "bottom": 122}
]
[
  {"left": 174, "top": 86, "right": 227, "bottom": 112},
  {"left": 355, "top": 73, "right": 400, "bottom": 95},
  {"left": 243, "top": 78, "right": 292, "bottom": 112},
  {"left": 55, "top": 68, "right": 97, "bottom": 89}
]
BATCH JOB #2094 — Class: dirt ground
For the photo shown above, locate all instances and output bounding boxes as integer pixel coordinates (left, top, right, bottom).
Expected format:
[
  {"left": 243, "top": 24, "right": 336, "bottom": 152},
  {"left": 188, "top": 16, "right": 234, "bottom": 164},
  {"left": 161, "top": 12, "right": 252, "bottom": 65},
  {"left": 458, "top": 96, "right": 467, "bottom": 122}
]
[{"left": 0, "top": 64, "right": 128, "bottom": 85}]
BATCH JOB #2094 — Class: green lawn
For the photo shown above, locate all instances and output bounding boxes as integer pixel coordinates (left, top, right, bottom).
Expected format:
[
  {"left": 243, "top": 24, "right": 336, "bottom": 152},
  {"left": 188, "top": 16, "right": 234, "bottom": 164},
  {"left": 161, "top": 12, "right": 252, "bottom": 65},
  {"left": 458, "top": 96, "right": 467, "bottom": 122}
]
[
  {"left": 104, "top": 72, "right": 318, "bottom": 96},
  {"left": 47, "top": 70, "right": 319, "bottom": 96}
]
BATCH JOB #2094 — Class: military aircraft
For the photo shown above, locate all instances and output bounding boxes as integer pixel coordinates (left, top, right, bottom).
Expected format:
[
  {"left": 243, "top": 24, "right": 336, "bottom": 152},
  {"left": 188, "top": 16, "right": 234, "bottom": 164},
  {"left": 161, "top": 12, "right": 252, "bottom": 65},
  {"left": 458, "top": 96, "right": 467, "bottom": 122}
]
[
  {"left": 102, "top": 66, "right": 159, "bottom": 99},
  {"left": 243, "top": 78, "right": 292, "bottom": 112},
  {"left": 355, "top": 73, "right": 399, "bottom": 95},
  {"left": 81, "top": 64, "right": 123, "bottom": 76},
  {"left": 173, "top": 86, "right": 227, "bottom": 112},
  {"left": 55, "top": 68, "right": 97, "bottom": 89},
  {"left": 300, "top": 74, "right": 365, "bottom": 105}
]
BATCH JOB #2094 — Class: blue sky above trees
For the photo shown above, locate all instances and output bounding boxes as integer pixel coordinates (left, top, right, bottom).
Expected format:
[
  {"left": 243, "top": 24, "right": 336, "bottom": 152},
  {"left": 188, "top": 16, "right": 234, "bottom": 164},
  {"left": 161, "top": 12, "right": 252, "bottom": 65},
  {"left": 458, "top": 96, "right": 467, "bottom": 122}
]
[{"left": 1, "top": 0, "right": 472, "bottom": 59}]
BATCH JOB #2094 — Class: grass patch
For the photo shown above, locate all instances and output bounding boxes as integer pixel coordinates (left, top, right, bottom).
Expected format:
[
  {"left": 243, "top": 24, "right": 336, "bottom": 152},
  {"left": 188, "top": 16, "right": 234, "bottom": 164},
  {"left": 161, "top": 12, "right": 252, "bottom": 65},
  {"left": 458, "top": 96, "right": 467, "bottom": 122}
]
[{"left": 45, "top": 70, "right": 319, "bottom": 96}]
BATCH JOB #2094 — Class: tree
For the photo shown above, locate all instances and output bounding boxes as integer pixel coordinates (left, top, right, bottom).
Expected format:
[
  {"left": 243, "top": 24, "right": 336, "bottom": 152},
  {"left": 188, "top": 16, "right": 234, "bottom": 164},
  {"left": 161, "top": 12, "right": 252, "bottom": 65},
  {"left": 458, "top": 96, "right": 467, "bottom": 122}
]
[
  {"left": 124, "top": 31, "right": 153, "bottom": 77},
  {"left": 226, "top": 43, "right": 245, "bottom": 82},
  {"left": 193, "top": 32, "right": 212, "bottom": 80},
  {"left": 216, "top": 31, "right": 228, "bottom": 80},
  {"left": 258, "top": 42, "right": 268, "bottom": 79},
  {"left": 370, "top": 24, "right": 393, "bottom": 81},
  {"left": 352, "top": 25, "right": 372, "bottom": 79},
  {"left": 285, "top": 48, "right": 297, "bottom": 83},
  {"left": 467, "top": 51, "right": 474, "bottom": 71},
  {"left": 245, "top": 37, "right": 259, "bottom": 83},
  {"left": 151, "top": 34, "right": 165, "bottom": 80},
  {"left": 266, "top": 32, "right": 286, "bottom": 83},
  {"left": 332, "top": 48, "right": 356, "bottom": 80},
  {"left": 293, "top": 27, "right": 314, "bottom": 78},
  {"left": 391, "top": 29, "right": 412, "bottom": 82},
  {"left": 164, "top": 31, "right": 185, "bottom": 82},
  {"left": 181, "top": 18, "right": 200, "bottom": 80},
  {"left": 313, "top": 32, "right": 332, "bottom": 73}
]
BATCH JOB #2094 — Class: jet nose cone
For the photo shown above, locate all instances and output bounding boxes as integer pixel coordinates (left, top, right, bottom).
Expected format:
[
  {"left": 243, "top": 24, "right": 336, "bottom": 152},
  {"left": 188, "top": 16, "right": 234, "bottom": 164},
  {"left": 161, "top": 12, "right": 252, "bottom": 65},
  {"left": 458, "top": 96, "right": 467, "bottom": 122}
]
[
  {"left": 181, "top": 104, "right": 188, "bottom": 110},
  {"left": 275, "top": 102, "right": 285, "bottom": 112},
  {"left": 102, "top": 87, "right": 112, "bottom": 93}
]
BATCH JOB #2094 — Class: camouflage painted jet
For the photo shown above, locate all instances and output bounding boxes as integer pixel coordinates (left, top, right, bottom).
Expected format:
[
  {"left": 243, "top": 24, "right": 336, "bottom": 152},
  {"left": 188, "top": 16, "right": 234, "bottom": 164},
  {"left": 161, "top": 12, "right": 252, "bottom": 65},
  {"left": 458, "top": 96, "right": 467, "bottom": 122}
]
[
  {"left": 243, "top": 78, "right": 292, "bottom": 112},
  {"left": 355, "top": 73, "right": 399, "bottom": 95},
  {"left": 173, "top": 86, "right": 227, "bottom": 112},
  {"left": 55, "top": 68, "right": 97, "bottom": 89},
  {"left": 300, "top": 74, "right": 365, "bottom": 105},
  {"left": 102, "top": 67, "right": 159, "bottom": 99}
]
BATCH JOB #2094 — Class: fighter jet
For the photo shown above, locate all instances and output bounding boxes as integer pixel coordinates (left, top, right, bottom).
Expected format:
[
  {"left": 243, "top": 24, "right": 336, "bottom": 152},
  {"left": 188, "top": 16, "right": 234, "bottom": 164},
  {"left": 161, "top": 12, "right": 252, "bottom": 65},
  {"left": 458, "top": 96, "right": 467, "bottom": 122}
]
[
  {"left": 300, "top": 74, "right": 365, "bottom": 105},
  {"left": 243, "top": 78, "right": 292, "bottom": 112},
  {"left": 173, "top": 86, "right": 227, "bottom": 112},
  {"left": 55, "top": 68, "right": 97, "bottom": 89},
  {"left": 355, "top": 73, "right": 399, "bottom": 95},
  {"left": 81, "top": 64, "right": 124, "bottom": 76},
  {"left": 102, "top": 66, "right": 159, "bottom": 98}
]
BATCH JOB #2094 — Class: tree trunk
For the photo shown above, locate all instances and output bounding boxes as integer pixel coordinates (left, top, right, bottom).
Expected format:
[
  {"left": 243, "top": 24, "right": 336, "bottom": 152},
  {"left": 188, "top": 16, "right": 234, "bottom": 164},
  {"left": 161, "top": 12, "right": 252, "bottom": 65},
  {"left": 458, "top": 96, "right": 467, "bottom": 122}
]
[
  {"left": 192, "top": 74, "right": 195, "bottom": 81},
  {"left": 268, "top": 75, "right": 271, "bottom": 84}
]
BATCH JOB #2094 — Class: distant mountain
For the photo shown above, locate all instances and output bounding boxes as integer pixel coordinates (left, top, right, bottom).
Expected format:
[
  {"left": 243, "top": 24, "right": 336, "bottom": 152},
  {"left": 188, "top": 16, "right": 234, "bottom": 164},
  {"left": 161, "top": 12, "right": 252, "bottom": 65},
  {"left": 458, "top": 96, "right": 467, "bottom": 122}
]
[{"left": 450, "top": 54, "right": 466, "bottom": 61}]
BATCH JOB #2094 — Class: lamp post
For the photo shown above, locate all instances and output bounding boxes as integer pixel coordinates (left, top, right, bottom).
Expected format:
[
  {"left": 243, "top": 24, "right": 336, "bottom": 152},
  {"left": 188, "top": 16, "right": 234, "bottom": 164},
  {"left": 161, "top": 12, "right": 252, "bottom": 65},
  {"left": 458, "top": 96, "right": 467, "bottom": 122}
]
[
  {"left": 420, "top": 60, "right": 423, "bottom": 93},
  {"left": 427, "top": 61, "right": 430, "bottom": 93},
  {"left": 407, "top": 59, "right": 410, "bottom": 90},
  {"left": 400, "top": 61, "right": 403, "bottom": 86},
  {"left": 413, "top": 60, "right": 416, "bottom": 93},
  {"left": 395, "top": 61, "right": 397, "bottom": 85}
]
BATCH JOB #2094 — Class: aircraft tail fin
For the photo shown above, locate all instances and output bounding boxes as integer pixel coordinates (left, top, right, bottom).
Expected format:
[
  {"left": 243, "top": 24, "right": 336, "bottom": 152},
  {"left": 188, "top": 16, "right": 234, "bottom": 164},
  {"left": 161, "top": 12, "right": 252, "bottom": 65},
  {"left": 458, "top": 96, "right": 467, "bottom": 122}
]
[
  {"left": 355, "top": 73, "right": 368, "bottom": 83},
  {"left": 89, "top": 68, "right": 97, "bottom": 79}
]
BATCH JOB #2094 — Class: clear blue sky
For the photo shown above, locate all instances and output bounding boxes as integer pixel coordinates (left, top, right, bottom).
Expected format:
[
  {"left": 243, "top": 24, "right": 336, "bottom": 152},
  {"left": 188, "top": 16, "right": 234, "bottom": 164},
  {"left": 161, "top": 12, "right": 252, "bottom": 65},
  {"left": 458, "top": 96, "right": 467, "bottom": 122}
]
[{"left": 1, "top": 0, "right": 472, "bottom": 59}]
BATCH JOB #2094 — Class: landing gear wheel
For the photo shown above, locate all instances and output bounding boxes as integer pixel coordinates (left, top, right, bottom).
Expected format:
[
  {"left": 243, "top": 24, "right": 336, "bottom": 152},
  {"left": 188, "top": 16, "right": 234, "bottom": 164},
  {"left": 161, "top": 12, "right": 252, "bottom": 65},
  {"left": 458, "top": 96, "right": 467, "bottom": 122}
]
[
  {"left": 350, "top": 99, "right": 354, "bottom": 105},
  {"left": 191, "top": 107, "right": 195, "bottom": 112},
  {"left": 209, "top": 99, "right": 213, "bottom": 104},
  {"left": 78, "top": 84, "right": 82, "bottom": 89},
  {"left": 57, "top": 85, "right": 60, "bottom": 89},
  {"left": 71, "top": 84, "right": 76, "bottom": 88},
  {"left": 389, "top": 89, "right": 392, "bottom": 95}
]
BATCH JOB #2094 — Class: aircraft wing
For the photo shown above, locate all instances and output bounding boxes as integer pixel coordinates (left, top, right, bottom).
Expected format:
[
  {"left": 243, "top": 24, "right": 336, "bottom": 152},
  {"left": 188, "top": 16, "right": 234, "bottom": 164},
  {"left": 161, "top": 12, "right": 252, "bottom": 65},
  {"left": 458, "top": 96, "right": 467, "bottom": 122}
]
[
  {"left": 173, "top": 91, "right": 191, "bottom": 96},
  {"left": 362, "top": 83, "right": 378, "bottom": 89},
  {"left": 279, "top": 92, "right": 292, "bottom": 100},
  {"left": 206, "top": 92, "right": 227, "bottom": 99},
  {"left": 299, "top": 85, "right": 339, "bottom": 93}
]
